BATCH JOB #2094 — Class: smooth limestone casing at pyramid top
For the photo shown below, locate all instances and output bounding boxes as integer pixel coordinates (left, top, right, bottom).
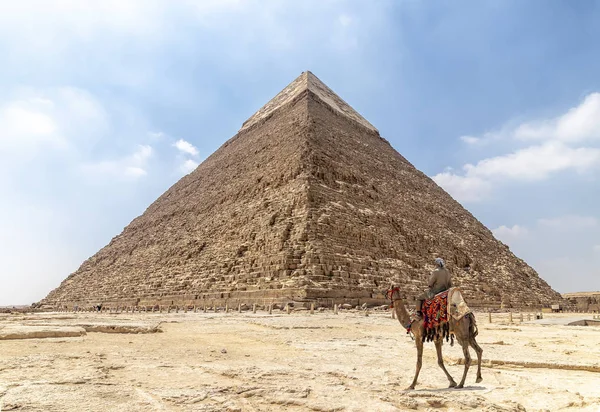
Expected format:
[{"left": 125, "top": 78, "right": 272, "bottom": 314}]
[{"left": 41, "top": 71, "right": 562, "bottom": 310}]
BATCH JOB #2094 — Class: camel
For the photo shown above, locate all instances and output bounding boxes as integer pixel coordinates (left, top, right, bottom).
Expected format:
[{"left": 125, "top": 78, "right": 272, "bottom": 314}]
[{"left": 386, "top": 285, "right": 483, "bottom": 390}]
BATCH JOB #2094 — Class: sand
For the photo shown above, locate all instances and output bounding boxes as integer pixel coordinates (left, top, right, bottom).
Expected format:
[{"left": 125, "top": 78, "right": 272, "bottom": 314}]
[{"left": 0, "top": 310, "right": 599, "bottom": 411}]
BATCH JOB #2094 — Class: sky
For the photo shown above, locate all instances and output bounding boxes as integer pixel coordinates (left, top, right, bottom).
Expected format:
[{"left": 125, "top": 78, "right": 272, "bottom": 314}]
[{"left": 1, "top": 0, "right": 599, "bottom": 305}]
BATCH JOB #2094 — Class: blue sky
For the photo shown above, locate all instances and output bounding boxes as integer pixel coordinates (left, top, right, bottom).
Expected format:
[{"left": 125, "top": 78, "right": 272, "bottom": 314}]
[{"left": 1, "top": 1, "right": 599, "bottom": 305}]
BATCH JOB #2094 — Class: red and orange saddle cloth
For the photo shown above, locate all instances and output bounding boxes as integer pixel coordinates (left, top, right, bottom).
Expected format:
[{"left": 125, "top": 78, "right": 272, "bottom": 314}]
[
  {"left": 421, "top": 290, "right": 454, "bottom": 342},
  {"left": 423, "top": 290, "right": 449, "bottom": 338},
  {"left": 403, "top": 288, "right": 471, "bottom": 342}
]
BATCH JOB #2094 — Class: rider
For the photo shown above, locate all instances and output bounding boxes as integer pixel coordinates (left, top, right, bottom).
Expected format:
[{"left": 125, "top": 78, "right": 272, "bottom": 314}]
[{"left": 417, "top": 257, "right": 452, "bottom": 317}]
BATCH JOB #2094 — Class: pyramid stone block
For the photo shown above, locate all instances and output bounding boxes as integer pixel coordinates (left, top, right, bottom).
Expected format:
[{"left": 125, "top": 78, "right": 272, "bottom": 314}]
[{"left": 41, "top": 71, "right": 561, "bottom": 310}]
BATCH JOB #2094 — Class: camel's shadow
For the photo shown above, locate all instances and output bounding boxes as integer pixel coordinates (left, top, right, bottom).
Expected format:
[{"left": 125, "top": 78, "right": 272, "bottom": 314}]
[{"left": 405, "top": 385, "right": 487, "bottom": 393}]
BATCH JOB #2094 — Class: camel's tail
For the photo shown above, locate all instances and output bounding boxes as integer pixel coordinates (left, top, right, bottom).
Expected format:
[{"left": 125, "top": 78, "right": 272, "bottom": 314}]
[{"left": 469, "top": 313, "right": 478, "bottom": 338}]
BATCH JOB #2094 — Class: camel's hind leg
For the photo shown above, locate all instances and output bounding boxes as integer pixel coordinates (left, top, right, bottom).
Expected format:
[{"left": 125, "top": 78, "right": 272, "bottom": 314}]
[
  {"left": 470, "top": 338, "right": 483, "bottom": 383},
  {"left": 454, "top": 315, "right": 472, "bottom": 389},
  {"left": 434, "top": 338, "right": 456, "bottom": 388},
  {"left": 408, "top": 339, "right": 423, "bottom": 390}
]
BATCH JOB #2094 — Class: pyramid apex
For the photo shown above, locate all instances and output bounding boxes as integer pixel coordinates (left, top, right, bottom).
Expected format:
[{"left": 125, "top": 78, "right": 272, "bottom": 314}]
[{"left": 240, "top": 71, "right": 378, "bottom": 133}]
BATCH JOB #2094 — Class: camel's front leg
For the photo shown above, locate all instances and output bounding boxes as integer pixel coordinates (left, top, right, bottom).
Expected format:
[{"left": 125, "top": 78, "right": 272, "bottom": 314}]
[
  {"left": 408, "top": 339, "right": 423, "bottom": 390},
  {"left": 434, "top": 339, "right": 456, "bottom": 388},
  {"left": 457, "top": 342, "right": 471, "bottom": 388}
]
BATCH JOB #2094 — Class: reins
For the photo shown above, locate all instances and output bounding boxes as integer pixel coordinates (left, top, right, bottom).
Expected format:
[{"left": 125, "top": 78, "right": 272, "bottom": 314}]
[{"left": 386, "top": 287, "right": 415, "bottom": 340}]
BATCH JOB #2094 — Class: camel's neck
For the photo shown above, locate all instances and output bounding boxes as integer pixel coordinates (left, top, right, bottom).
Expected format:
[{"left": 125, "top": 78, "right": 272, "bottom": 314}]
[{"left": 393, "top": 299, "right": 412, "bottom": 327}]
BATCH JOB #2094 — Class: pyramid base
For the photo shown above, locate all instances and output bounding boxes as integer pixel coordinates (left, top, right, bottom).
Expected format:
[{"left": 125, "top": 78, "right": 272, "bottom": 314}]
[
  {"left": 43, "top": 287, "right": 540, "bottom": 312},
  {"left": 44, "top": 287, "right": 390, "bottom": 310}
]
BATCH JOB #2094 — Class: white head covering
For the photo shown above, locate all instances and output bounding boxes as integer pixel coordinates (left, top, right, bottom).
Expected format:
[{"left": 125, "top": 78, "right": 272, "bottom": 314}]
[{"left": 435, "top": 257, "right": 445, "bottom": 268}]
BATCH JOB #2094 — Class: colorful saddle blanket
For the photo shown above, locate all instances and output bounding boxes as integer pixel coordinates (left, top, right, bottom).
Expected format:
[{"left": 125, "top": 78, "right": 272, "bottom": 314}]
[
  {"left": 423, "top": 290, "right": 449, "bottom": 333},
  {"left": 422, "top": 287, "right": 472, "bottom": 342}
]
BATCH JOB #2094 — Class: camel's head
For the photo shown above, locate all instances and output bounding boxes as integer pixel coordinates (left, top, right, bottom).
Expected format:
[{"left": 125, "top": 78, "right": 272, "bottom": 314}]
[{"left": 385, "top": 285, "right": 402, "bottom": 301}]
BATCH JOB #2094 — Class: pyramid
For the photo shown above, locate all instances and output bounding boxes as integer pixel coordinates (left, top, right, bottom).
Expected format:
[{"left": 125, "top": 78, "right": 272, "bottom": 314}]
[{"left": 41, "top": 71, "right": 561, "bottom": 310}]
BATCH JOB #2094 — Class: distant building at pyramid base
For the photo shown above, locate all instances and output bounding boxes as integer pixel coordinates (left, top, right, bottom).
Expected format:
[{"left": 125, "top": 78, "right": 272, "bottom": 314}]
[
  {"left": 562, "top": 291, "right": 600, "bottom": 312},
  {"left": 41, "top": 71, "right": 562, "bottom": 311}
]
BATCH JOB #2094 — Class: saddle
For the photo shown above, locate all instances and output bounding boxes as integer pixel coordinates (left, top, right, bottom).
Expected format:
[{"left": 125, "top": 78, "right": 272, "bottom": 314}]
[
  {"left": 447, "top": 287, "right": 472, "bottom": 321},
  {"left": 422, "top": 287, "right": 472, "bottom": 342}
]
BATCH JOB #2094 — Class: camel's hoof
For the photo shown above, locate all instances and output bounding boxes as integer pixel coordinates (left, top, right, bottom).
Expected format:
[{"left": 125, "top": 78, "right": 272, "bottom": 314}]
[
  {"left": 448, "top": 381, "right": 457, "bottom": 388},
  {"left": 456, "top": 384, "right": 464, "bottom": 389},
  {"left": 476, "top": 377, "right": 483, "bottom": 383},
  {"left": 405, "top": 386, "right": 415, "bottom": 391}
]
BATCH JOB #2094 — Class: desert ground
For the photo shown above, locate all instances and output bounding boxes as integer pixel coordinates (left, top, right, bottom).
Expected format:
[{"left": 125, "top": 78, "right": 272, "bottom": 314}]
[{"left": 0, "top": 308, "right": 599, "bottom": 411}]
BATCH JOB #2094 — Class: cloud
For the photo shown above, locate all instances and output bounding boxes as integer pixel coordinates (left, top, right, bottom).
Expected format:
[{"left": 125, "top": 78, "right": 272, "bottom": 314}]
[
  {"left": 0, "top": 86, "right": 163, "bottom": 187},
  {"left": 0, "top": 102, "right": 61, "bottom": 149},
  {"left": 492, "top": 216, "right": 596, "bottom": 244},
  {"left": 461, "top": 92, "right": 600, "bottom": 146},
  {"left": 492, "top": 224, "right": 529, "bottom": 240},
  {"left": 459, "top": 127, "right": 521, "bottom": 146},
  {"left": 432, "top": 172, "right": 491, "bottom": 202},
  {"left": 173, "top": 139, "right": 199, "bottom": 156},
  {"left": 463, "top": 142, "right": 600, "bottom": 181},
  {"left": 172, "top": 138, "right": 200, "bottom": 175},
  {"left": 0, "top": 87, "right": 110, "bottom": 155},
  {"left": 180, "top": 159, "right": 199, "bottom": 174},
  {"left": 149, "top": 131, "right": 166, "bottom": 140},
  {"left": 0, "top": 1, "right": 387, "bottom": 60},
  {"left": 81, "top": 145, "right": 153, "bottom": 180},
  {"left": 593, "top": 245, "right": 600, "bottom": 253},
  {"left": 460, "top": 135, "right": 480, "bottom": 145},
  {"left": 440, "top": 93, "right": 600, "bottom": 202},
  {"left": 0, "top": 1, "right": 166, "bottom": 43},
  {"left": 537, "top": 215, "right": 598, "bottom": 229},
  {"left": 514, "top": 93, "right": 600, "bottom": 143},
  {"left": 0, "top": 86, "right": 185, "bottom": 184}
]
